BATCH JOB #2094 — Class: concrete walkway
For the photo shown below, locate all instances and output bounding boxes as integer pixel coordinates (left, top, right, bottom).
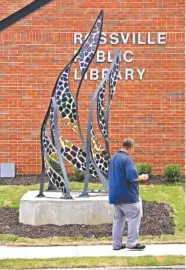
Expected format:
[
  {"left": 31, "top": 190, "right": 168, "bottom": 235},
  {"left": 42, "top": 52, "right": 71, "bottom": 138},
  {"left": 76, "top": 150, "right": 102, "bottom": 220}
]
[
  {"left": 0, "top": 244, "right": 185, "bottom": 259},
  {"left": 23, "top": 268, "right": 185, "bottom": 270}
]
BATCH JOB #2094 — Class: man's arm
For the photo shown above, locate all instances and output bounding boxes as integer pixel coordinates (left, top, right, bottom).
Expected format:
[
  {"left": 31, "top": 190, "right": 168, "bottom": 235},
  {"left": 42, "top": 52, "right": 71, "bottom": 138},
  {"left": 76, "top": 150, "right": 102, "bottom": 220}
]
[{"left": 125, "top": 158, "right": 149, "bottom": 182}]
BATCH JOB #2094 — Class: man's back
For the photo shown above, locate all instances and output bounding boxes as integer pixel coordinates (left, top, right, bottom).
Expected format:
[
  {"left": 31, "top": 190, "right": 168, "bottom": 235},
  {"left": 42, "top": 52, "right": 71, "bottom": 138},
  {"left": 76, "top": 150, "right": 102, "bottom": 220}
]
[{"left": 108, "top": 151, "right": 139, "bottom": 204}]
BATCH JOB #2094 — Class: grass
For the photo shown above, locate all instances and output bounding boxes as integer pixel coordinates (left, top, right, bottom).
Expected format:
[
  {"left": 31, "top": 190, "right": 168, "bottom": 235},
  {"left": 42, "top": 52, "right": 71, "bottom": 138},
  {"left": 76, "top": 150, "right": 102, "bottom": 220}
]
[
  {"left": 0, "top": 182, "right": 185, "bottom": 246},
  {"left": 0, "top": 232, "right": 185, "bottom": 246},
  {"left": 0, "top": 256, "right": 184, "bottom": 268},
  {"left": 140, "top": 183, "right": 185, "bottom": 232},
  {"left": 0, "top": 182, "right": 103, "bottom": 208},
  {"left": 0, "top": 185, "right": 40, "bottom": 208}
]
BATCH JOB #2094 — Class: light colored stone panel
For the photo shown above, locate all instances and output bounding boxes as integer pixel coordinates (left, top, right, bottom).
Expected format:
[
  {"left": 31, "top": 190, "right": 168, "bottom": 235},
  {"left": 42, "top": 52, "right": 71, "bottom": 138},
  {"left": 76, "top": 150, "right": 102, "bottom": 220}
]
[{"left": 19, "top": 191, "right": 114, "bottom": 225}]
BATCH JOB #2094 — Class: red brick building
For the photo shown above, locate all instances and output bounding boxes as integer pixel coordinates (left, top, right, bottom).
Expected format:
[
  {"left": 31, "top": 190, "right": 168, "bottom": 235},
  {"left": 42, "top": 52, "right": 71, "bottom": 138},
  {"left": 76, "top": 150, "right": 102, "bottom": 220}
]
[{"left": 0, "top": 0, "right": 185, "bottom": 175}]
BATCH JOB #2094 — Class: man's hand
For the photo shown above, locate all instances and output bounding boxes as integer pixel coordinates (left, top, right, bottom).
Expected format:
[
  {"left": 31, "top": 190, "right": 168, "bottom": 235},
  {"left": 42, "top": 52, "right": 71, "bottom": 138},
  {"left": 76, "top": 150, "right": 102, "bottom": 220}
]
[{"left": 139, "top": 174, "right": 149, "bottom": 181}]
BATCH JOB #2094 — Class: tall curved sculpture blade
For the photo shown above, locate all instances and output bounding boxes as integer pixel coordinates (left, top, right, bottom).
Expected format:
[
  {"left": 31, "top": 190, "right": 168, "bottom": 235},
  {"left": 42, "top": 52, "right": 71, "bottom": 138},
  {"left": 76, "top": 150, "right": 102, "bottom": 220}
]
[
  {"left": 90, "top": 128, "right": 109, "bottom": 177},
  {"left": 54, "top": 11, "right": 104, "bottom": 144},
  {"left": 45, "top": 157, "right": 66, "bottom": 193},
  {"left": 90, "top": 60, "right": 119, "bottom": 177},
  {"left": 59, "top": 136, "right": 98, "bottom": 178},
  {"left": 75, "top": 11, "right": 104, "bottom": 146},
  {"left": 89, "top": 53, "right": 119, "bottom": 186},
  {"left": 78, "top": 13, "right": 103, "bottom": 76},
  {"left": 98, "top": 55, "right": 120, "bottom": 156},
  {"left": 97, "top": 81, "right": 107, "bottom": 139},
  {"left": 55, "top": 64, "right": 78, "bottom": 132},
  {"left": 50, "top": 98, "right": 72, "bottom": 198},
  {"left": 38, "top": 11, "right": 104, "bottom": 198},
  {"left": 42, "top": 127, "right": 67, "bottom": 195},
  {"left": 105, "top": 58, "right": 120, "bottom": 130},
  {"left": 80, "top": 50, "right": 120, "bottom": 196}
]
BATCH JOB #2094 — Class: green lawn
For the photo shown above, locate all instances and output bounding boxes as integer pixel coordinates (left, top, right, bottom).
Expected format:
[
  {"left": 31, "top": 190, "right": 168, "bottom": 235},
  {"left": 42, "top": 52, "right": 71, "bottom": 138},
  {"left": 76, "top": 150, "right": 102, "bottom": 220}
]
[
  {"left": 140, "top": 184, "right": 185, "bottom": 232},
  {"left": 0, "top": 182, "right": 103, "bottom": 208},
  {"left": 0, "top": 232, "right": 185, "bottom": 246},
  {"left": 0, "top": 256, "right": 184, "bottom": 269},
  {"left": 0, "top": 182, "right": 185, "bottom": 246}
]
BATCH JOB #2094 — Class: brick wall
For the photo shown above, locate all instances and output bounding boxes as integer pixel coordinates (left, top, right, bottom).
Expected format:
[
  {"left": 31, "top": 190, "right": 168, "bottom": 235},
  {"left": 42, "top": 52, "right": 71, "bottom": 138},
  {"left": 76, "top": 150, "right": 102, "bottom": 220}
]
[{"left": 0, "top": 0, "right": 185, "bottom": 175}]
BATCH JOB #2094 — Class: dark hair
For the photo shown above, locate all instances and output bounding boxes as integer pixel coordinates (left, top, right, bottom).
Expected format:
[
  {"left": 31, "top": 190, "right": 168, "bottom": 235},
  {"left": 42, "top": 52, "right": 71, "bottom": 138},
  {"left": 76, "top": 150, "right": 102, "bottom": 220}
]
[{"left": 123, "top": 138, "right": 135, "bottom": 149}]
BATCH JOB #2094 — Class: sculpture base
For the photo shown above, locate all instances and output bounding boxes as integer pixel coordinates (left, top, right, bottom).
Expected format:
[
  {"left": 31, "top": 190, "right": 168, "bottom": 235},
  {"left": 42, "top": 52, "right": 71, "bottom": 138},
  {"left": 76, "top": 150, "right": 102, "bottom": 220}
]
[{"left": 19, "top": 191, "right": 114, "bottom": 225}]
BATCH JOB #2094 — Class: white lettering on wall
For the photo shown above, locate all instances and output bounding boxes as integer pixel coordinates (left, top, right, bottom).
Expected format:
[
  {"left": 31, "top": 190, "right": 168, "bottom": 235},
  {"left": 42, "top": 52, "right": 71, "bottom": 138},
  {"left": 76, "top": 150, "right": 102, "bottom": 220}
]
[
  {"left": 125, "top": 69, "right": 134, "bottom": 80},
  {"left": 158, "top": 32, "right": 166, "bottom": 44},
  {"left": 137, "top": 33, "right": 146, "bottom": 45},
  {"left": 102, "top": 68, "right": 109, "bottom": 78},
  {"left": 136, "top": 69, "right": 146, "bottom": 80},
  {"left": 74, "top": 33, "right": 83, "bottom": 44},
  {"left": 74, "top": 69, "right": 146, "bottom": 81},
  {"left": 90, "top": 69, "right": 99, "bottom": 80},
  {"left": 73, "top": 32, "right": 166, "bottom": 80},
  {"left": 74, "top": 69, "right": 81, "bottom": 80},
  {"left": 121, "top": 33, "right": 130, "bottom": 44},
  {"left": 73, "top": 32, "right": 167, "bottom": 45},
  {"left": 110, "top": 33, "right": 119, "bottom": 45},
  {"left": 123, "top": 51, "right": 133, "bottom": 63},
  {"left": 100, "top": 32, "right": 107, "bottom": 45},
  {"left": 97, "top": 51, "right": 106, "bottom": 62},
  {"left": 147, "top": 33, "right": 156, "bottom": 45}
]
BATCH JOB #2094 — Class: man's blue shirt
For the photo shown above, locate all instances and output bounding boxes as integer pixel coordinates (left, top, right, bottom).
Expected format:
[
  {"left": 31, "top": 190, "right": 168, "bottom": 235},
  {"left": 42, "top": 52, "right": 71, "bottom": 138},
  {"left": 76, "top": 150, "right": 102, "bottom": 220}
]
[{"left": 108, "top": 151, "right": 139, "bottom": 204}]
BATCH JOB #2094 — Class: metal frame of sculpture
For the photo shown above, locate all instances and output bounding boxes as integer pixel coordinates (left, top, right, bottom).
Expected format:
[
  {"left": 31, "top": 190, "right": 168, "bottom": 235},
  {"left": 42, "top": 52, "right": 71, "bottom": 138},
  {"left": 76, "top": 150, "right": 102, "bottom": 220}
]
[
  {"left": 38, "top": 10, "right": 120, "bottom": 199},
  {"left": 81, "top": 51, "right": 120, "bottom": 196}
]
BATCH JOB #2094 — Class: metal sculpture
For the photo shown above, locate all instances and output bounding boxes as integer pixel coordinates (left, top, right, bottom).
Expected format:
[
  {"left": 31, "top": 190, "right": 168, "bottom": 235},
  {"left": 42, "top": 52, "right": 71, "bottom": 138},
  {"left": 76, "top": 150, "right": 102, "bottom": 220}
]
[
  {"left": 81, "top": 51, "right": 120, "bottom": 196},
  {"left": 38, "top": 10, "right": 120, "bottom": 198}
]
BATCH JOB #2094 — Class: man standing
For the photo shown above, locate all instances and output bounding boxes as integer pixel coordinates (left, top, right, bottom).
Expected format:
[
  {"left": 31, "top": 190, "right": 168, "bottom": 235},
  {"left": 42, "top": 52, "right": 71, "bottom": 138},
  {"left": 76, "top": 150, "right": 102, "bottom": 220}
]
[{"left": 108, "top": 138, "right": 149, "bottom": 250}]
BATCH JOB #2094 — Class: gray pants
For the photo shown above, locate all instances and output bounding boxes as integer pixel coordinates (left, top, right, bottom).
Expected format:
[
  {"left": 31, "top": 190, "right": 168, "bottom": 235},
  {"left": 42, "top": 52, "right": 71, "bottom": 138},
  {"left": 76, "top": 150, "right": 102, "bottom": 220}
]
[{"left": 112, "top": 198, "right": 143, "bottom": 249}]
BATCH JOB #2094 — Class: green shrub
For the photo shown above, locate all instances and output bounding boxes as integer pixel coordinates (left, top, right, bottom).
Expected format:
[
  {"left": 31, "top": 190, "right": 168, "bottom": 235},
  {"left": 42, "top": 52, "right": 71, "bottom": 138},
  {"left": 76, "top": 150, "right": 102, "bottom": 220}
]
[
  {"left": 163, "top": 164, "right": 182, "bottom": 182},
  {"left": 73, "top": 166, "right": 85, "bottom": 182},
  {"left": 136, "top": 162, "right": 152, "bottom": 175}
]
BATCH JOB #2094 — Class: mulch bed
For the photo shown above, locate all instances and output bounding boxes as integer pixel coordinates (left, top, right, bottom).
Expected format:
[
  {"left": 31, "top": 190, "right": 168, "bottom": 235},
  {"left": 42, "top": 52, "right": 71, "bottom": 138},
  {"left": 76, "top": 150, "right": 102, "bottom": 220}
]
[
  {"left": 0, "top": 175, "right": 45, "bottom": 186},
  {"left": 0, "top": 201, "right": 174, "bottom": 239},
  {"left": 0, "top": 174, "right": 184, "bottom": 186},
  {"left": 0, "top": 174, "right": 179, "bottom": 239}
]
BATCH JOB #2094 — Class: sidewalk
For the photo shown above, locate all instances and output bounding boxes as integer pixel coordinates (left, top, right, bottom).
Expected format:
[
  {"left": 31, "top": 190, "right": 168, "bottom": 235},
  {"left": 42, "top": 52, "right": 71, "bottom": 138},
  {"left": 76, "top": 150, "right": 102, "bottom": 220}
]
[
  {"left": 21, "top": 268, "right": 185, "bottom": 270},
  {"left": 0, "top": 244, "right": 185, "bottom": 259}
]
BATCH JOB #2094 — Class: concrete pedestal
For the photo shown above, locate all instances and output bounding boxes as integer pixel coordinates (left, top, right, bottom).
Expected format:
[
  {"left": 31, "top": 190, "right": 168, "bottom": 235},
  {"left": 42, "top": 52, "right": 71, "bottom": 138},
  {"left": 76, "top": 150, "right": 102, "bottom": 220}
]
[{"left": 19, "top": 191, "right": 114, "bottom": 225}]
